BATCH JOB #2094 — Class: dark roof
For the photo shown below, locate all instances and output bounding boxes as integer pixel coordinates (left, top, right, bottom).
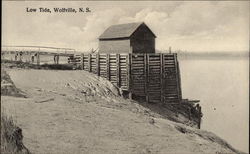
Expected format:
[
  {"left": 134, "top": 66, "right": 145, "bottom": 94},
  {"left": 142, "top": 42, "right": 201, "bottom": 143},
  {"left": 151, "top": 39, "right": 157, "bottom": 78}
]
[{"left": 99, "top": 22, "right": 156, "bottom": 39}]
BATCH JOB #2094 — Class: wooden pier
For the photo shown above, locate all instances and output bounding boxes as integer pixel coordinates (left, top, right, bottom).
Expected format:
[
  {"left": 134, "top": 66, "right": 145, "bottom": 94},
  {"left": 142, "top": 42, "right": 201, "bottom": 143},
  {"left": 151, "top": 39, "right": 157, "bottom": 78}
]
[
  {"left": 1, "top": 48, "right": 182, "bottom": 104},
  {"left": 69, "top": 53, "right": 182, "bottom": 104}
]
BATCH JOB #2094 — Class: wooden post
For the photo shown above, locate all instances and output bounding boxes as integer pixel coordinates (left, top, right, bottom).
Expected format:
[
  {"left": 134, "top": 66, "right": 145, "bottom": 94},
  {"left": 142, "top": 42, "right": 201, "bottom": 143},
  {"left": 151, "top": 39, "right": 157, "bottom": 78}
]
[
  {"left": 80, "top": 53, "right": 84, "bottom": 70},
  {"left": 83, "top": 54, "right": 85, "bottom": 70},
  {"left": 147, "top": 54, "right": 150, "bottom": 83},
  {"left": 37, "top": 52, "right": 40, "bottom": 65},
  {"left": 88, "top": 54, "right": 91, "bottom": 72},
  {"left": 146, "top": 54, "right": 150, "bottom": 102},
  {"left": 160, "top": 54, "right": 164, "bottom": 102},
  {"left": 26, "top": 52, "right": 28, "bottom": 63},
  {"left": 57, "top": 55, "right": 59, "bottom": 64},
  {"left": 127, "top": 54, "right": 131, "bottom": 90},
  {"left": 19, "top": 52, "right": 22, "bottom": 61},
  {"left": 198, "top": 105, "right": 202, "bottom": 129},
  {"left": 177, "top": 61, "right": 182, "bottom": 100},
  {"left": 162, "top": 54, "right": 166, "bottom": 104},
  {"left": 81, "top": 54, "right": 84, "bottom": 70},
  {"left": 106, "top": 54, "right": 110, "bottom": 80},
  {"left": 116, "top": 54, "right": 120, "bottom": 87},
  {"left": 96, "top": 54, "right": 100, "bottom": 76},
  {"left": 26, "top": 52, "right": 28, "bottom": 62},
  {"left": 128, "top": 54, "right": 132, "bottom": 98},
  {"left": 129, "top": 92, "right": 133, "bottom": 100},
  {"left": 174, "top": 53, "right": 181, "bottom": 102},
  {"left": 188, "top": 107, "right": 191, "bottom": 120},
  {"left": 15, "top": 51, "right": 17, "bottom": 61},
  {"left": 144, "top": 54, "right": 149, "bottom": 103}
]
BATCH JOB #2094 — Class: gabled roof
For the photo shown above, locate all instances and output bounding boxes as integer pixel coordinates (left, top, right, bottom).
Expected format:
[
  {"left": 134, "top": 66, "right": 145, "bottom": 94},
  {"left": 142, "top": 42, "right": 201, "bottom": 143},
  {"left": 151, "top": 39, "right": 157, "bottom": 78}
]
[{"left": 99, "top": 22, "right": 156, "bottom": 40}]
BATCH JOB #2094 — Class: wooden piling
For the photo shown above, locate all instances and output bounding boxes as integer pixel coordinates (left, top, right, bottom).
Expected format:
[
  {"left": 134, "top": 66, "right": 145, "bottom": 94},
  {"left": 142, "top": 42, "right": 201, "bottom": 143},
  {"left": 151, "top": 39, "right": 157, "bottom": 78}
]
[
  {"left": 160, "top": 54, "right": 164, "bottom": 102},
  {"left": 88, "top": 54, "right": 91, "bottom": 72},
  {"left": 127, "top": 54, "right": 131, "bottom": 90},
  {"left": 144, "top": 54, "right": 148, "bottom": 103},
  {"left": 96, "top": 54, "right": 100, "bottom": 76},
  {"left": 146, "top": 54, "right": 150, "bottom": 102},
  {"left": 116, "top": 54, "right": 120, "bottom": 87},
  {"left": 198, "top": 106, "right": 202, "bottom": 129},
  {"left": 129, "top": 92, "right": 133, "bottom": 100},
  {"left": 128, "top": 54, "right": 133, "bottom": 96},
  {"left": 81, "top": 54, "right": 84, "bottom": 70},
  {"left": 174, "top": 53, "right": 181, "bottom": 102},
  {"left": 106, "top": 54, "right": 110, "bottom": 80},
  {"left": 177, "top": 60, "right": 182, "bottom": 100}
]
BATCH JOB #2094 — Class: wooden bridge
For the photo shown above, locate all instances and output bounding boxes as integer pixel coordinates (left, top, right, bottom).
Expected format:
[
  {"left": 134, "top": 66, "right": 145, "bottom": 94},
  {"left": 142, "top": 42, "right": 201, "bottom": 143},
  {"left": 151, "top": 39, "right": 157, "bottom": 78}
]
[
  {"left": 69, "top": 53, "right": 182, "bottom": 104},
  {"left": 1, "top": 46, "right": 75, "bottom": 65}
]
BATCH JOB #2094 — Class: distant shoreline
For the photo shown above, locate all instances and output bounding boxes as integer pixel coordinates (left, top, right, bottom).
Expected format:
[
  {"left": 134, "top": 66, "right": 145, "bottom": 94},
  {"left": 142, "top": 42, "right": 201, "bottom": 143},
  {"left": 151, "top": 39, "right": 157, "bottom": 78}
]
[{"left": 155, "top": 50, "right": 249, "bottom": 60}]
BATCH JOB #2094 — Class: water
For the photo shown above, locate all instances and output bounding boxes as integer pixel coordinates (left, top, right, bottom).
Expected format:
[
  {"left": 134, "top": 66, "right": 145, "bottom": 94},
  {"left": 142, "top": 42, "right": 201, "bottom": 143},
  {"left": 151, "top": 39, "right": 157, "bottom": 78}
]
[{"left": 179, "top": 57, "right": 249, "bottom": 152}]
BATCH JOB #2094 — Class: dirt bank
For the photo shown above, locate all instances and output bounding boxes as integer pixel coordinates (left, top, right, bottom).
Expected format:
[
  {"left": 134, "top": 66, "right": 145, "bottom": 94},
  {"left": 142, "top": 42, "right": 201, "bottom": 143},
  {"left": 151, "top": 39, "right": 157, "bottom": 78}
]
[
  {"left": 1, "top": 68, "right": 242, "bottom": 154},
  {"left": 1, "top": 68, "right": 30, "bottom": 154}
]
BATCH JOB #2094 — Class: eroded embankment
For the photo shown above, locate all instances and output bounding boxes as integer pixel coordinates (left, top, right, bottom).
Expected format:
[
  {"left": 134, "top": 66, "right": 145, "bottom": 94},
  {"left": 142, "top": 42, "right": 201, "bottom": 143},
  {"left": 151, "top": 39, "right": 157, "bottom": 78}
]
[
  {"left": 1, "top": 113, "right": 30, "bottom": 154},
  {"left": 1, "top": 65, "right": 243, "bottom": 154},
  {"left": 1, "top": 68, "right": 30, "bottom": 154},
  {"left": 1, "top": 68, "right": 26, "bottom": 97}
]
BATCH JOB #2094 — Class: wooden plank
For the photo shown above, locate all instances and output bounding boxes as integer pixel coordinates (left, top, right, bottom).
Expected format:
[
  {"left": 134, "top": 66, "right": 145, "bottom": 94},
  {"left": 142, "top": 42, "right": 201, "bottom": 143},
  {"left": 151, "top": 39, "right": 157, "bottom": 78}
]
[
  {"left": 177, "top": 60, "right": 182, "bottom": 100},
  {"left": 148, "top": 58, "right": 161, "bottom": 61},
  {"left": 131, "top": 67, "right": 144, "bottom": 74},
  {"left": 131, "top": 61, "right": 144, "bottom": 64},
  {"left": 146, "top": 54, "right": 150, "bottom": 83},
  {"left": 146, "top": 54, "right": 150, "bottom": 102},
  {"left": 148, "top": 88, "right": 161, "bottom": 91},
  {"left": 144, "top": 53, "right": 148, "bottom": 100},
  {"left": 96, "top": 54, "right": 100, "bottom": 76},
  {"left": 148, "top": 85, "right": 161, "bottom": 89},
  {"left": 132, "top": 81, "right": 145, "bottom": 85},
  {"left": 128, "top": 54, "right": 132, "bottom": 92},
  {"left": 149, "top": 96, "right": 161, "bottom": 100},
  {"left": 132, "top": 88, "right": 145, "bottom": 91},
  {"left": 116, "top": 54, "right": 120, "bottom": 87},
  {"left": 106, "top": 54, "right": 110, "bottom": 80},
  {"left": 88, "top": 54, "right": 91, "bottom": 72},
  {"left": 174, "top": 53, "right": 180, "bottom": 102}
]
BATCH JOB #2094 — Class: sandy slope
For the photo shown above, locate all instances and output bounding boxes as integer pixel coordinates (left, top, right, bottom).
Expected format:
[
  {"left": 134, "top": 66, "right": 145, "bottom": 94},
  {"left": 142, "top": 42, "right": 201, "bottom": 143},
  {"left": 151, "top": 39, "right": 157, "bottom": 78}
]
[{"left": 1, "top": 69, "right": 240, "bottom": 154}]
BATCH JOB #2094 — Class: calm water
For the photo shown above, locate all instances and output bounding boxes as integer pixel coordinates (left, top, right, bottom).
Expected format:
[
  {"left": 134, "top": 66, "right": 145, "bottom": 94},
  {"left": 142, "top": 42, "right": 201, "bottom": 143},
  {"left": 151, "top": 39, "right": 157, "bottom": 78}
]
[{"left": 179, "top": 58, "right": 249, "bottom": 152}]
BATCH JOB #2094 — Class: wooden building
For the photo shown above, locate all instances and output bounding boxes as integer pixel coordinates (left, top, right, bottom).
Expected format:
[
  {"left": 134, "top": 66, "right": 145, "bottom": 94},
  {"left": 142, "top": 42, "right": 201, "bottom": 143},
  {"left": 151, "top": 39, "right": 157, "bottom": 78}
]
[{"left": 99, "top": 22, "right": 156, "bottom": 54}]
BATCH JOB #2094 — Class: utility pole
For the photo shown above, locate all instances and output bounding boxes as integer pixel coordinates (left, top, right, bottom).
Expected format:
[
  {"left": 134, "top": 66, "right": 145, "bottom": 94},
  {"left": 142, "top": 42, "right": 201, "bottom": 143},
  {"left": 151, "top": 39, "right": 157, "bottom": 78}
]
[{"left": 169, "top": 46, "right": 172, "bottom": 54}]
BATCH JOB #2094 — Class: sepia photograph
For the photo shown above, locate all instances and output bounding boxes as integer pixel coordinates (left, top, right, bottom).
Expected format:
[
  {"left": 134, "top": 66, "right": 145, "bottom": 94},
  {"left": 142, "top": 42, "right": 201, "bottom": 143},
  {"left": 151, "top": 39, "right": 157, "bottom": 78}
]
[{"left": 1, "top": 1, "right": 249, "bottom": 154}]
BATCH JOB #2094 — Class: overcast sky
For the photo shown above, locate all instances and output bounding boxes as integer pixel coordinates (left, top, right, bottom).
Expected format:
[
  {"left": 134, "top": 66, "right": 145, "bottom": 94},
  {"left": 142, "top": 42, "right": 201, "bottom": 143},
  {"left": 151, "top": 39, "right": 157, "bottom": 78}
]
[{"left": 2, "top": 1, "right": 249, "bottom": 52}]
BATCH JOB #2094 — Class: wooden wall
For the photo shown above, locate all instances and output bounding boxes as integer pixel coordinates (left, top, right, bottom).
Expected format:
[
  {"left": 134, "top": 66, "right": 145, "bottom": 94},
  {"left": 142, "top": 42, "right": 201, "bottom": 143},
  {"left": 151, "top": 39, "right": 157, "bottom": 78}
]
[
  {"left": 130, "top": 24, "right": 155, "bottom": 53},
  {"left": 72, "top": 53, "right": 182, "bottom": 104},
  {"left": 81, "top": 53, "right": 129, "bottom": 89},
  {"left": 99, "top": 39, "right": 131, "bottom": 54}
]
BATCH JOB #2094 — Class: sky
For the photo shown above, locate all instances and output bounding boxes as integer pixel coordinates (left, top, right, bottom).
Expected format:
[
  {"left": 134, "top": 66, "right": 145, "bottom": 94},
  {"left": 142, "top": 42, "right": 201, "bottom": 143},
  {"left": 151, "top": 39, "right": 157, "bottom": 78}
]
[{"left": 2, "top": 1, "right": 249, "bottom": 52}]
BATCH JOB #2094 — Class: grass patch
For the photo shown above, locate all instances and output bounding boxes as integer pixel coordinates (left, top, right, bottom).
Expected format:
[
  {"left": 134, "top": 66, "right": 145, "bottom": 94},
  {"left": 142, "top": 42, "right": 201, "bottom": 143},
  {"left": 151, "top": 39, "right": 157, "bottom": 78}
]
[{"left": 1, "top": 112, "right": 30, "bottom": 154}]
